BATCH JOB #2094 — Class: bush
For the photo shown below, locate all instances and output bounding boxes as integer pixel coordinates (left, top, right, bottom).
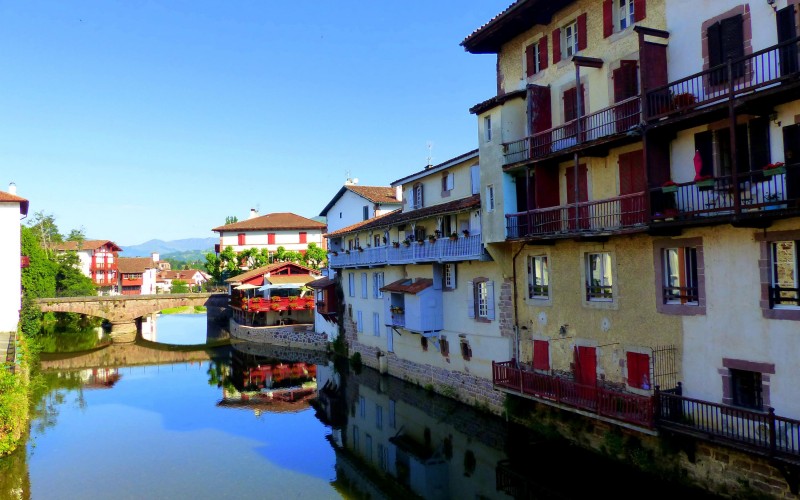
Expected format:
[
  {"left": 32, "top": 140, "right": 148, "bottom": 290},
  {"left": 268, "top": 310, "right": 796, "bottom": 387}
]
[{"left": 349, "top": 351, "right": 362, "bottom": 372}]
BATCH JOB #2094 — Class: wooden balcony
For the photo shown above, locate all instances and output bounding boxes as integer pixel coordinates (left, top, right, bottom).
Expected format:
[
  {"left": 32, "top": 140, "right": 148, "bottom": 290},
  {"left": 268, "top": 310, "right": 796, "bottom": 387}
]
[
  {"left": 645, "top": 36, "right": 800, "bottom": 122},
  {"left": 492, "top": 361, "right": 654, "bottom": 429},
  {"left": 650, "top": 164, "right": 800, "bottom": 223},
  {"left": 655, "top": 386, "right": 800, "bottom": 464},
  {"left": 503, "top": 96, "right": 641, "bottom": 165},
  {"left": 328, "top": 234, "right": 483, "bottom": 268},
  {"left": 506, "top": 192, "right": 646, "bottom": 239}
]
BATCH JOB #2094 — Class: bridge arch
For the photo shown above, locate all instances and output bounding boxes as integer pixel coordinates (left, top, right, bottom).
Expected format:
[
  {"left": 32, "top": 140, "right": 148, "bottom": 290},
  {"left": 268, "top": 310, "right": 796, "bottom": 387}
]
[{"left": 36, "top": 293, "right": 229, "bottom": 342}]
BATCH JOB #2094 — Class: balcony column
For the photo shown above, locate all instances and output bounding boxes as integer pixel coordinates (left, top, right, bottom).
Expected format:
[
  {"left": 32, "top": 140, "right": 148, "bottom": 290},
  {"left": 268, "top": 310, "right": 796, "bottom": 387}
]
[{"left": 727, "top": 57, "right": 742, "bottom": 214}]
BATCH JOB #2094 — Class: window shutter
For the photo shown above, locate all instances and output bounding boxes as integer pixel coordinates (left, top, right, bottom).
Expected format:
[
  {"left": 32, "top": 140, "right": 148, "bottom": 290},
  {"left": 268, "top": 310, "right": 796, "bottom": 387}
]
[
  {"left": 577, "top": 13, "right": 588, "bottom": 51},
  {"left": 603, "top": 0, "right": 613, "bottom": 38},
  {"left": 748, "top": 117, "right": 771, "bottom": 172},
  {"left": 467, "top": 280, "right": 475, "bottom": 318},
  {"left": 563, "top": 87, "right": 578, "bottom": 122},
  {"left": 533, "top": 339, "right": 550, "bottom": 371},
  {"left": 486, "top": 280, "right": 496, "bottom": 320},
  {"left": 633, "top": 0, "right": 646, "bottom": 22},
  {"left": 538, "top": 36, "right": 548, "bottom": 70},
  {"left": 432, "top": 263, "right": 443, "bottom": 290},
  {"left": 707, "top": 22, "right": 723, "bottom": 68},
  {"left": 529, "top": 84, "right": 552, "bottom": 134},
  {"left": 721, "top": 15, "right": 745, "bottom": 78},
  {"left": 552, "top": 28, "right": 561, "bottom": 64},
  {"left": 525, "top": 44, "right": 535, "bottom": 77}
]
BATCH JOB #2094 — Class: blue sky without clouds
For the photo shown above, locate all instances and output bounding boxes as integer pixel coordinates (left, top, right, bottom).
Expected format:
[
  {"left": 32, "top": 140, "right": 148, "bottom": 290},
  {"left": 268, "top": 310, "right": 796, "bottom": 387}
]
[{"left": 0, "top": 1, "right": 508, "bottom": 245}]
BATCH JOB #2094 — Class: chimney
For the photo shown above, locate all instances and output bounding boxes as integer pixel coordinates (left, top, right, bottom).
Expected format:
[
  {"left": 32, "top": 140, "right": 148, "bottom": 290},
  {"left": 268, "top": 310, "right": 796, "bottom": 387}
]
[
  {"left": 151, "top": 252, "right": 159, "bottom": 263},
  {"left": 8, "top": 182, "right": 16, "bottom": 195},
  {"left": 395, "top": 185, "right": 403, "bottom": 201},
  {"left": 249, "top": 208, "right": 258, "bottom": 219}
]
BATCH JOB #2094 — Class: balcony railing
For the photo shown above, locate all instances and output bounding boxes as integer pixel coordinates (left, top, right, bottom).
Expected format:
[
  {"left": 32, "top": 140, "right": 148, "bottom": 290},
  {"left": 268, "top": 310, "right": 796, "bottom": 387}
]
[
  {"left": 503, "top": 96, "right": 640, "bottom": 165},
  {"left": 651, "top": 164, "right": 799, "bottom": 220},
  {"left": 506, "top": 192, "right": 646, "bottom": 239},
  {"left": 232, "top": 296, "right": 315, "bottom": 313},
  {"left": 492, "top": 361, "right": 654, "bottom": 428},
  {"left": 646, "top": 36, "right": 800, "bottom": 120},
  {"left": 656, "top": 387, "right": 800, "bottom": 461},
  {"left": 328, "top": 234, "right": 483, "bottom": 268}
]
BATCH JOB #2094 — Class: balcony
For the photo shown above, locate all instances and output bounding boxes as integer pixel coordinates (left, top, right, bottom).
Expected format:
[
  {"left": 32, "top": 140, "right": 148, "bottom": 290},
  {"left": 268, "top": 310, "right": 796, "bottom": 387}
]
[
  {"left": 232, "top": 296, "right": 315, "bottom": 313},
  {"left": 651, "top": 164, "right": 799, "bottom": 223},
  {"left": 506, "top": 192, "right": 646, "bottom": 239},
  {"left": 645, "top": 36, "right": 800, "bottom": 122},
  {"left": 503, "top": 96, "right": 641, "bottom": 165},
  {"left": 328, "top": 234, "right": 483, "bottom": 268},
  {"left": 492, "top": 361, "right": 654, "bottom": 428}
]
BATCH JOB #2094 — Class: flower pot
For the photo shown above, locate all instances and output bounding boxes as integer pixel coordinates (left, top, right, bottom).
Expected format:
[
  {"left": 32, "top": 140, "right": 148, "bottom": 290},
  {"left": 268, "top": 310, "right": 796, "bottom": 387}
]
[
  {"left": 763, "top": 166, "right": 786, "bottom": 177},
  {"left": 695, "top": 179, "right": 715, "bottom": 190},
  {"left": 661, "top": 185, "right": 678, "bottom": 193}
]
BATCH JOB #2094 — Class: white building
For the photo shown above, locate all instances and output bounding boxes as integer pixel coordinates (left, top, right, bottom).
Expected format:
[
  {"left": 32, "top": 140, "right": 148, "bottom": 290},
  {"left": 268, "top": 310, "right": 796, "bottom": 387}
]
[
  {"left": 319, "top": 181, "right": 402, "bottom": 234},
  {"left": 0, "top": 183, "right": 28, "bottom": 333},
  {"left": 212, "top": 211, "right": 326, "bottom": 256}
]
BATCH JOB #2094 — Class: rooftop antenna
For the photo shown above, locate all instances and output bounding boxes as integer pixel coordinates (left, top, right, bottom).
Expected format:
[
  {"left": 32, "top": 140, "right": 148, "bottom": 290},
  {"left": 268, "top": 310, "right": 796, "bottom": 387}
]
[{"left": 426, "top": 141, "right": 434, "bottom": 167}]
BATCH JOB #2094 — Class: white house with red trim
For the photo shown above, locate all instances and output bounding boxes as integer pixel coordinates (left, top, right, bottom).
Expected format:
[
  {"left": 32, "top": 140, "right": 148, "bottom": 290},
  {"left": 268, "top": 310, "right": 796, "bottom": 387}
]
[
  {"left": 212, "top": 211, "right": 326, "bottom": 256},
  {"left": 52, "top": 240, "right": 122, "bottom": 295},
  {"left": 0, "top": 183, "right": 29, "bottom": 334}
]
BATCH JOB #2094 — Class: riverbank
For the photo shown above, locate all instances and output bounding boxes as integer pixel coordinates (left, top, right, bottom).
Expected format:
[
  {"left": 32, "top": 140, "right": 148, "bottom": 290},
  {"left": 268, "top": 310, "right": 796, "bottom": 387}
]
[
  {"left": 160, "top": 306, "right": 207, "bottom": 315},
  {"left": 0, "top": 333, "right": 32, "bottom": 457}
]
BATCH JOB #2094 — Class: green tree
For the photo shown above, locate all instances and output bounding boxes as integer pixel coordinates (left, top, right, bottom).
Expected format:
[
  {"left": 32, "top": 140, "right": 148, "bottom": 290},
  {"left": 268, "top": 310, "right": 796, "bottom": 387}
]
[
  {"left": 171, "top": 280, "right": 190, "bottom": 294},
  {"left": 20, "top": 226, "right": 56, "bottom": 298},
  {"left": 26, "top": 211, "right": 62, "bottom": 255},
  {"left": 54, "top": 252, "right": 96, "bottom": 297},
  {"left": 65, "top": 227, "right": 86, "bottom": 243},
  {"left": 225, "top": 215, "right": 238, "bottom": 225},
  {"left": 303, "top": 243, "right": 327, "bottom": 269}
]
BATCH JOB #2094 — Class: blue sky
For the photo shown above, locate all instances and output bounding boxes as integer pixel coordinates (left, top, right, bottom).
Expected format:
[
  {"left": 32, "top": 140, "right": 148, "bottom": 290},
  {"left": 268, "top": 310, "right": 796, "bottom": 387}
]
[{"left": 0, "top": 1, "right": 508, "bottom": 245}]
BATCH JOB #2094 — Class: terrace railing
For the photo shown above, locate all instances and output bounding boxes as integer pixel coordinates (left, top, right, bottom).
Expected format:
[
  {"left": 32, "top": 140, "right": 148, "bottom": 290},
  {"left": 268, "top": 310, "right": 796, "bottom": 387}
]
[
  {"left": 328, "top": 234, "right": 483, "bottom": 268},
  {"left": 506, "top": 192, "right": 646, "bottom": 239},
  {"left": 492, "top": 361, "right": 654, "bottom": 428},
  {"left": 503, "top": 96, "right": 640, "bottom": 165},
  {"left": 646, "top": 36, "right": 800, "bottom": 120}
]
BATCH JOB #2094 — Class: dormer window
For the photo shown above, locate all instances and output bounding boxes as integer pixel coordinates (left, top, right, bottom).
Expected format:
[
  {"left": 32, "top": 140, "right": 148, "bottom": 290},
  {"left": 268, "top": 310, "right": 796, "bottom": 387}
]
[{"left": 413, "top": 183, "right": 424, "bottom": 209}]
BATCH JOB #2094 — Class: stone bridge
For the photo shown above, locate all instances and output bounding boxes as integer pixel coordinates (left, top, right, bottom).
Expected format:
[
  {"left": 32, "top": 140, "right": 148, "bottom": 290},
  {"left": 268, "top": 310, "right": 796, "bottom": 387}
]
[{"left": 36, "top": 293, "right": 229, "bottom": 342}]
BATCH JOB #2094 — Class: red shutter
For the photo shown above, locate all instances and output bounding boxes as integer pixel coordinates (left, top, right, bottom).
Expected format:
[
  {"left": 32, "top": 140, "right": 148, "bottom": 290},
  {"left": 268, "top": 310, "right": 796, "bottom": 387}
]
[
  {"left": 299, "top": 232, "right": 307, "bottom": 244},
  {"left": 533, "top": 340, "right": 550, "bottom": 371},
  {"left": 268, "top": 233, "right": 276, "bottom": 245},
  {"left": 563, "top": 87, "right": 577, "bottom": 122},
  {"left": 577, "top": 13, "right": 588, "bottom": 51},
  {"left": 529, "top": 84, "right": 552, "bottom": 133},
  {"left": 627, "top": 352, "right": 651, "bottom": 389},
  {"left": 535, "top": 165, "right": 560, "bottom": 208},
  {"left": 525, "top": 44, "right": 535, "bottom": 77},
  {"left": 238, "top": 233, "right": 245, "bottom": 245},
  {"left": 538, "top": 36, "right": 548, "bottom": 70},
  {"left": 603, "top": 0, "right": 614, "bottom": 38},
  {"left": 552, "top": 28, "right": 561, "bottom": 64},
  {"left": 634, "top": 0, "right": 646, "bottom": 22}
]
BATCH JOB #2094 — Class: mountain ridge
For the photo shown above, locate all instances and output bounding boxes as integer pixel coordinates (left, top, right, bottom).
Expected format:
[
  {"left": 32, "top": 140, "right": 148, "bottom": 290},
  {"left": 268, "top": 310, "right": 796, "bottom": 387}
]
[{"left": 120, "top": 237, "right": 217, "bottom": 257}]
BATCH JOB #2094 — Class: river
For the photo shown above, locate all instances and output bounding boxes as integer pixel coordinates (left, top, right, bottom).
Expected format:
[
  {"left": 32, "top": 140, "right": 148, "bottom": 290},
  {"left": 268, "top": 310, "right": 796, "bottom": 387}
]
[{"left": 0, "top": 314, "right": 723, "bottom": 499}]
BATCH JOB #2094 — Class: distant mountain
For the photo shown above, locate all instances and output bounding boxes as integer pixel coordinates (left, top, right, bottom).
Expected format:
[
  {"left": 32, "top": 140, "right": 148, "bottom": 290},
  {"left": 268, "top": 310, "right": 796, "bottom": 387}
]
[{"left": 121, "top": 237, "right": 217, "bottom": 257}]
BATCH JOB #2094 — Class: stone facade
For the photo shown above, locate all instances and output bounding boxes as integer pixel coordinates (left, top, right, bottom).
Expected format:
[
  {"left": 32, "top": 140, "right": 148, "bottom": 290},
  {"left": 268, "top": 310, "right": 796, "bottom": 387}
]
[{"left": 229, "top": 319, "right": 328, "bottom": 351}]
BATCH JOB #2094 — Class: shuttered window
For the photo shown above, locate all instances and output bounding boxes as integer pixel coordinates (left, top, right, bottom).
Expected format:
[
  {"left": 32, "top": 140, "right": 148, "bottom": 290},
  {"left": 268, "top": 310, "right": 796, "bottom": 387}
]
[
  {"left": 708, "top": 14, "right": 744, "bottom": 85},
  {"left": 627, "top": 352, "right": 651, "bottom": 389},
  {"left": 533, "top": 340, "right": 550, "bottom": 371}
]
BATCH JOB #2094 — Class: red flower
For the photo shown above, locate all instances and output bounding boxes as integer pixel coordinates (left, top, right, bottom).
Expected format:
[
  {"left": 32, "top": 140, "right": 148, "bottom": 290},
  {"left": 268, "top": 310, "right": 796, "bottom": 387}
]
[{"left": 662, "top": 180, "right": 677, "bottom": 187}]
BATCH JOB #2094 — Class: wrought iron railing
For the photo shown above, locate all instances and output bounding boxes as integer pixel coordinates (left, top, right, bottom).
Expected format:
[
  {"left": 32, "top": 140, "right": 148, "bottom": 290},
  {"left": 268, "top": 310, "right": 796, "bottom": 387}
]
[
  {"left": 503, "top": 96, "right": 640, "bottom": 165},
  {"left": 651, "top": 164, "right": 798, "bottom": 220},
  {"left": 492, "top": 361, "right": 654, "bottom": 428},
  {"left": 506, "top": 192, "right": 646, "bottom": 238},
  {"left": 769, "top": 286, "right": 800, "bottom": 308},
  {"left": 646, "top": 36, "right": 800, "bottom": 120},
  {"left": 328, "top": 234, "right": 483, "bottom": 267},
  {"left": 655, "top": 387, "right": 800, "bottom": 460}
]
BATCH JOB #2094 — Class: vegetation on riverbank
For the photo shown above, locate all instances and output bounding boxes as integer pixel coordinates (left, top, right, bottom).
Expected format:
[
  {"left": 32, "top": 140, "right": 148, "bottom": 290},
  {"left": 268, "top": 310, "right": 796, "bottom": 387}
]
[
  {"left": 0, "top": 335, "right": 35, "bottom": 457},
  {"left": 160, "top": 305, "right": 207, "bottom": 314}
]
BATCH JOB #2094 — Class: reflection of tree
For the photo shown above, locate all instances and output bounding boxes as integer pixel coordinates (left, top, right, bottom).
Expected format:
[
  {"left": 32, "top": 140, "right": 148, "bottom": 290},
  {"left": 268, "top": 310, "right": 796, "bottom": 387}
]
[
  {"left": 29, "top": 372, "right": 86, "bottom": 436},
  {"left": 207, "top": 361, "right": 235, "bottom": 391},
  {"left": 0, "top": 443, "right": 31, "bottom": 498}
]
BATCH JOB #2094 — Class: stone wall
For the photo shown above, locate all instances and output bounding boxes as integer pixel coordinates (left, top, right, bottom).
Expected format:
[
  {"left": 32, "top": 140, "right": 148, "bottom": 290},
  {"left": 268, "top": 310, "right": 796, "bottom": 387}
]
[
  {"left": 344, "top": 313, "right": 506, "bottom": 414},
  {"left": 229, "top": 319, "right": 328, "bottom": 352}
]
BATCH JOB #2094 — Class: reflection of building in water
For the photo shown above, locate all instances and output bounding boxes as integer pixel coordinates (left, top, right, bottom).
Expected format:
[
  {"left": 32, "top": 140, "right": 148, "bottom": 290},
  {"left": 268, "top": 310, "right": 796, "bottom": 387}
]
[
  {"left": 327, "top": 368, "right": 509, "bottom": 500},
  {"left": 140, "top": 313, "right": 157, "bottom": 341},
  {"left": 75, "top": 368, "right": 122, "bottom": 389}
]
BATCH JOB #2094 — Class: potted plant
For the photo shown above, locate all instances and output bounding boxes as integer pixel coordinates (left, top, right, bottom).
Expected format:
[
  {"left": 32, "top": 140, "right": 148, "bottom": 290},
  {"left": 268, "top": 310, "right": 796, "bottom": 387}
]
[
  {"left": 672, "top": 92, "right": 696, "bottom": 108},
  {"left": 403, "top": 239, "right": 411, "bottom": 247},
  {"left": 664, "top": 208, "right": 679, "bottom": 221},
  {"left": 357, "top": 246, "right": 364, "bottom": 252},
  {"left": 462, "top": 229, "right": 470, "bottom": 237},
  {"left": 762, "top": 162, "right": 786, "bottom": 176},
  {"left": 661, "top": 180, "right": 678, "bottom": 193},
  {"left": 418, "top": 239, "right": 425, "bottom": 246},
  {"left": 330, "top": 251, "right": 338, "bottom": 257},
  {"left": 392, "top": 241, "right": 400, "bottom": 248},
  {"left": 428, "top": 234, "right": 437, "bottom": 244},
  {"left": 449, "top": 232, "right": 458, "bottom": 241}
]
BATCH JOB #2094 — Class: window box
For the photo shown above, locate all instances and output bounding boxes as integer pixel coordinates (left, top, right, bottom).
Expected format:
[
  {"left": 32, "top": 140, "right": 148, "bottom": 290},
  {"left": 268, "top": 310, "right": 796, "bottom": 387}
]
[
  {"left": 661, "top": 185, "right": 678, "bottom": 194},
  {"left": 763, "top": 165, "right": 786, "bottom": 177},
  {"left": 695, "top": 178, "right": 715, "bottom": 190}
]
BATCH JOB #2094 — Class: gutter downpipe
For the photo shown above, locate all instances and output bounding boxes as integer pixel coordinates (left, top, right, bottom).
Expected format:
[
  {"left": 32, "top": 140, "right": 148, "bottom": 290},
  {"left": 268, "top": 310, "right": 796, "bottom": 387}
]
[{"left": 511, "top": 240, "right": 530, "bottom": 368}]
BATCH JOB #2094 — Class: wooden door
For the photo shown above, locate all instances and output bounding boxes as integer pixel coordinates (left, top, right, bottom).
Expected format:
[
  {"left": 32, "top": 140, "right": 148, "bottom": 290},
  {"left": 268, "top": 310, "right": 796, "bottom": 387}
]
[
  {"left": 777, "top": 5, "right": 798, "bottom": 76},
  {"left": 566, "top": 164, "right": 589, "bottom": 230},
  {"left": 613, "top": 60, "right": 639, "bottom": 132},
  {"left": 574, "top": 346, "right": 597, "bottom": 404},
  {"left": 619, "top": 150, "right": 646, "bottom": 225}
]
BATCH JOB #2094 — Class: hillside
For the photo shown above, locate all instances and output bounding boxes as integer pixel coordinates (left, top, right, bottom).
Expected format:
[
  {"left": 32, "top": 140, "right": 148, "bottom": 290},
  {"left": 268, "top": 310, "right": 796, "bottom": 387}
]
[{"left": 121, "top": 237, "right": 217, "bottom": 257}]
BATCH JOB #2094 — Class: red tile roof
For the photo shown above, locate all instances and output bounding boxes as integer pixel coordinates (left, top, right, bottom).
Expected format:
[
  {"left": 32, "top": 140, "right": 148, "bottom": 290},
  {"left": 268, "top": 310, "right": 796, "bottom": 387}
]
[
  {"left": 0, "top": 191, "right": 29, "bottom": 215},
  {"left": 53, "top": 240, "right": 123, "bottom": 252},
  {"left": 158, "top": 269, "right": 207, "bottom": 281},
  {"left": 225, "top": 261, "right": 320, "bottom": 284},
  {"left": 118, "top": 257, "right": 156, "bottom": 273},
  {"left": 307, "top": 276, "right": 335, "bottom": 289},
  {"left": 212, "top": 212, "right": 326, "bottom": 232},
  {"left": 326, "top": 194, "right": 481, "bottom": 237},
  {"left": 380, "top": 278, "right": 433, "bottom": 295}
]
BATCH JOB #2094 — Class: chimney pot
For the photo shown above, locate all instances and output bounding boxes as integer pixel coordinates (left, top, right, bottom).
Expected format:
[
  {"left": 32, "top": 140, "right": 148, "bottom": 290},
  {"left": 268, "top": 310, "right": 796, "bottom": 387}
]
[{"left": 8, "top": 182, "right": 16, "bottom": 195}]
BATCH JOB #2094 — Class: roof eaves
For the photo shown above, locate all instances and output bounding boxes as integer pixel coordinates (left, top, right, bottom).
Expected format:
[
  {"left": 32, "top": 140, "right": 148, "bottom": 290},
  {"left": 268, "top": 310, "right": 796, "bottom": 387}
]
[{"left": 390, "top": 150, "right": 479, "bottom": 187}]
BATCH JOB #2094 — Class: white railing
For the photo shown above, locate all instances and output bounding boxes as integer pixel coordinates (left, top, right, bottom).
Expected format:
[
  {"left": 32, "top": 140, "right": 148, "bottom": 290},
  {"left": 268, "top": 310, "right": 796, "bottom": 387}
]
[{"left": 328, "top": 234, "right": 483, "bottom": 267}]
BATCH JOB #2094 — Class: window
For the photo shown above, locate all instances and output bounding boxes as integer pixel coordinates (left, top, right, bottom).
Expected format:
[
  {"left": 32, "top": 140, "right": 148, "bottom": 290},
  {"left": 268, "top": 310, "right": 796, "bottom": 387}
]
[
  {"left": 365, "top": 434, "right": 373, "bottom": 462},
  {"left": 237, "top": 233, "right": 245, "bottom": 245},
  {"left": 353, "top": 425, "right": 360, "bottom": 451},
  {"left": 527, "top": 255, "right": 549, "bottom": 299},
  {"left": 373, "top": 272, "right": 384, "bottom": 298},
  {"left": 484, "top": 115, "right": 492, "bottom": 142},
  {"left": 443, "top": 263, "right": 456, "bottom": 290},
  {"left": 440, "top": 336, "right": 450, "bottom": 356},
  {"left": 413, "top": 183, "right": 424, "bottom": 209},
  {"left": 361, "top": 273, "right": 368, "bottom": 299},
  {"left": 486, "top": 184, "right": 495, "bottom": 212},
  {"left": 618, "top": 0, "right": 635, "bottom": 30},
  {"left": 525, "top": 41, "right": 542, "bottom": 77},
  {"left": 373, "top": 312, "right": 381, "bottom": 337},
  {"left": 770, "top": 240, "right": 799, "bottom": 308},
  {"left": 389, "top": 399, "right": 396, "bottom": 428},
  {"left": 730, "top": 369, "right": 763, "bottom": 410},
  {"left": 471, "top": 164, "right": 480, "bottom": 195},
  {"left": 374, "top": 234, "right": 381, "bottom": 247},
  {"left": 421, "top": 336, "right": 428, "bottom": 351},
  {"left": 663, "top": 247, "right": 698, "bottom": 305},
  {"left": 267, "top": 233, "right": 276, "bottom": 245},
  {"left": 563, "top": 20, "right": 579, "bottom": 58},
  {"left": 378, "top": 444, "right": 388, "bottom": 471},
  {"left": 299, "top": 232, "right": 307, "bottom": 244},
  {"left": 356, "top": 311, "right": 363, "bottom": 332},
  {"left": 359, "top": 395, "right": 366, "bottom": 418},
  {"left": 626, "top": 352, "right": 651, "bottom": 390},
  {"left": 468, "top": 278, "right": 495, "bottom": 321},
  {"left": 532, "top": 339, "right": 550, "bottom": 371},
  {"left": 362, "top": 205, "right": 369, "bottom": 221},
  {"left": 348, "top": 273, "right": 355, "bottom": 297},
  {"left": 375, "top": 405, "right": 383, "bottom": 430},
  {"left": 586, "top": 252, "right": 613, "bottom": 301},
  {"left": 707, "top": 14, "right": 744, "bottom": 86},
  {"left": 442, "top": 172, "right": 454, "bottom": 195},
  {"left": 460, "top": 338, "right": 472, "bottom": 361}
]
